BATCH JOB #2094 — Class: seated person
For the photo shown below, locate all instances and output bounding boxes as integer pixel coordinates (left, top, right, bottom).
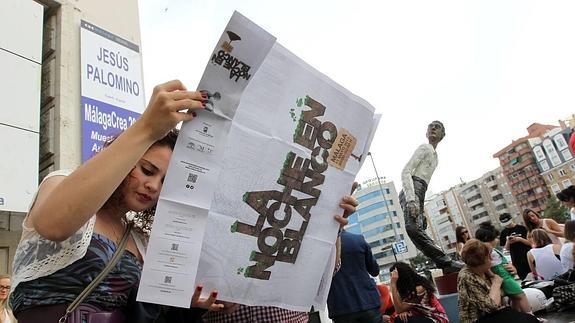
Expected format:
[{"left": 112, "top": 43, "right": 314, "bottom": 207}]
[
  {"left": 389, "top": 262, "right": 448, "bottom": 323},
  {"left": 560, "top": 220, "right": 575, "bottom": 271},
  {"left": 458, "top": 239, "right": 539, "bottom": 323},
  {"left": 527, "top": 229, "right": 566, "bottom": 280},
  {"left": 475, "top": 222, "right": 531, "bottom": 314}
]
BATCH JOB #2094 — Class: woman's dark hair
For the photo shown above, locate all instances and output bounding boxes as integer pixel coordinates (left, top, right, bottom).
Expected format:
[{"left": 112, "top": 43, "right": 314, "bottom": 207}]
[
  {"left": 389, "top": 262, "right": 435, "bottom": 301},
  {"left": 104, "top": 129, "right": 179, "bottom": 235},
  {"left": 557, "top": 185, "right": 575, "bottom": 203},
  {"left": 565, "top": 220, "right": 575, "bottom": 242},
  {"left": 461, "top": 239, "right": 490, "bottom": 267},
  {"left": 456, "top": 226, "right": 469, "bottom": 244},
  {"left": 531, "top": 229, "right": 553, "bottom": 248},
  {"left": 522, "top": 208, "right": 540, "bottom": 232},
  {"left": 474, "top": 221, "right": 499, "bottom": 243}
]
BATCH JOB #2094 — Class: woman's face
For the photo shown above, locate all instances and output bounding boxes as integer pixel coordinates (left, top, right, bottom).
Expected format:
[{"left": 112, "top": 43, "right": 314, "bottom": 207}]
[
  {"left": 461, "top": 229, "right": 470, "bottom": 241},
  {"left": 477, "top": 255, "right": 492, "bottom": 274},
  {"left": 527, "top": 211, "right": 540, "bottom": 224},
  {"left": 0, "top": 278, "right": 10, "bottom": 301},
  {"left": 121, "top": 145, "right": 172, "bottom": 212}
]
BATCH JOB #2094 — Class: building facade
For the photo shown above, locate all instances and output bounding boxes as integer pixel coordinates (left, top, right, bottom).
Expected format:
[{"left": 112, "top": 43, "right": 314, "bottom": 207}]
[
  {"left": 348, "top": 178, "right": 417, "bottom": 281},
  {"left": 455, "top": 167, "right": 520, "bottom": 233},
  {"left": 493, "top": 123, "right": 557, "bottom": 213},
  {"left": 424, "top": 187, "right": 469, "bottom": 255},
  {"left": 0, "top": 0, "right": 142, "bottom": 274},
  {"left": 531, "top": 127, "right": 575, "bottom": 195}
]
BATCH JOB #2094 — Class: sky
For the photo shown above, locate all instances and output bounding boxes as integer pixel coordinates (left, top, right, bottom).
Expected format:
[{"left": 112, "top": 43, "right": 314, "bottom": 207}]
[{"left": 139, "top": 0, "right": 575, "bottom": 196}]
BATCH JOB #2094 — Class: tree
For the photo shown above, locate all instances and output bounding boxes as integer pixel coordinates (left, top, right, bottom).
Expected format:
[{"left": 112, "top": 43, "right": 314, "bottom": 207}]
[{"left": 542, "top": 195, "right": 569, "bottom": 224}]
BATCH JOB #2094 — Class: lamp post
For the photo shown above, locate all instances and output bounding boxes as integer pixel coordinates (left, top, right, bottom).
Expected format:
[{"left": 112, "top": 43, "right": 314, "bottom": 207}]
[{"left": 367, "top": 152, "right": 400, "bottom": 262}]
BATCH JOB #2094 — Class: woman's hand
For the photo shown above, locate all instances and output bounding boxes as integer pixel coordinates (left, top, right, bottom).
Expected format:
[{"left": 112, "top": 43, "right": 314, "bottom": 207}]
[
  {"left": 502, "top": 263, "right": 517, "bottom": 276},
  {"left": 191, "top": 286, "right": 224, "bottom": 311},
  {"left": 334, "top": 182, "right": 359, "bottom": 226},
  {"left": 490, "top": 273, "right": 503, "bottom": 287},
  {"left": 138, "top": 80, "right": 205, "bottom": 142}
]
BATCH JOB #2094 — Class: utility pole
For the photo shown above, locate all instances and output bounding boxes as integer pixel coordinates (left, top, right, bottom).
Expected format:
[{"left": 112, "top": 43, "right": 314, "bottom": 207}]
[{"left": 367, "top": 152, "right": 400, "bottom": 262}]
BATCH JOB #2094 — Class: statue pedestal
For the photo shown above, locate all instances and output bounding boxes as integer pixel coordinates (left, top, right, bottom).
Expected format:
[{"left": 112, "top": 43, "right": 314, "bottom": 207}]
[{"left": 434, "top": 271, "right": 459, "bottom": 295}]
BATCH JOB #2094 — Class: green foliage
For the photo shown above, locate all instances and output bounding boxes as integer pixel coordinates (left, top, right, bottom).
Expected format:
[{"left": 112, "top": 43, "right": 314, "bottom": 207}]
[
  {"left": 410, "top": 252, "right": 430, "bottom": 268},
  {"left": 542, "top": 195, "right": 569, "bottom": 224}
]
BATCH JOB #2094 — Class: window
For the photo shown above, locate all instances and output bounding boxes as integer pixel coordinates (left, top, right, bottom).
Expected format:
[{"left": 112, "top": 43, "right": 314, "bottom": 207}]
[
  {"left": 346, "top": 224, "right": 362, "bottom": 234},
  {"left": 467, "top": 194, "right": 482, "bottom": 203},
  {"left": 510, "top": 157, "right": 521, "bottom": 165},
  {"left": 357, "top": 200, "right": 394, "bottom": 215},
  {"left": 563, "top": 179, "right": 573, "bottom": 189},
  {"left": 496, "top": 204, "right": 507, "bottom": 211},
  {"left": 559, "top": 169, "right": 568, "bottom": 177},
  {"left": 540, "top": 160, "right": 550, "bottom": 172},
  {"left": 571, "top": 163, "right": 575, "bottom": 172},
  {"left": 0, "top": 248, "right": 7, "bottom": 274},
  {"left": 357, "top": 190, "right": 382, "bottom": 203},
  {"left": 551, "top": 184, "right": 561, "bottom": 194},
  {"left": 543, "top": 139, "right": 561, "bottom": 167},
  {"left": 533, "top": 146, "right": 546, "bottom": 161},
  {"left": 547, "top": 174, "right": 554, "bottom": 181},
  {"left": 360, "top": 211, "right": 397, "bottom": 227},
  {"left": 562, "top": 149, "right": 573, "bottom": 161},
  {"left": 554, "top": 134, "right": 568, "bottom": 150}
]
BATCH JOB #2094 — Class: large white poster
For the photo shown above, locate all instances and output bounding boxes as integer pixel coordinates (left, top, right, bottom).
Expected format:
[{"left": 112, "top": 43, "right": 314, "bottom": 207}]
[
  {"left": 80, "top": 20, "right": 145, "bottom": 161},
  {"left": 139, "top": 12, "right": 380, "bottom": 311}
]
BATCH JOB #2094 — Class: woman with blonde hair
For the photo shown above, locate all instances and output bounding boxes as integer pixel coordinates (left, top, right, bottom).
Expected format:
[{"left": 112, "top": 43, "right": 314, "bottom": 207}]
[
  {"left": 0, "top": 274, "right": 15, "bottom": 323},
  {"left": 527, "top": 229, "right": 566, "bottom": 280}
]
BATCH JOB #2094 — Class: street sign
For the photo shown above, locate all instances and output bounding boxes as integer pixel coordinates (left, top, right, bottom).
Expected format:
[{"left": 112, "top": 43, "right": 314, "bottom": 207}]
[{"left": 393, "top": 240, "right": 408, "bottom": 254}]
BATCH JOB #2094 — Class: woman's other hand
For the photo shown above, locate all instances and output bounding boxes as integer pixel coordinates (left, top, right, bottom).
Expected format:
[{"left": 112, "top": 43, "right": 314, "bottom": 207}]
[
  {"left": 334, "top": 182, "right": 359, "bottom": 226},
  {"left": 191, "top": 286, "right": 224, "bottom": 311}
]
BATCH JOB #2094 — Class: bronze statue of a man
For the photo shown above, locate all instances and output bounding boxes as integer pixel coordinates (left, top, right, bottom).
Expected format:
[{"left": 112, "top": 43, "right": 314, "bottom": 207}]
[{"left": 399, "top": 121, "right": 463, "bottom": 272}]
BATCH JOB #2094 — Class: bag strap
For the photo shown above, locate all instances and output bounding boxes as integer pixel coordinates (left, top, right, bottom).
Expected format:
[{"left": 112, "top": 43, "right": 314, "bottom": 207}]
[{"left": 59, "top": 222, "right": 133, "bottom": 323}]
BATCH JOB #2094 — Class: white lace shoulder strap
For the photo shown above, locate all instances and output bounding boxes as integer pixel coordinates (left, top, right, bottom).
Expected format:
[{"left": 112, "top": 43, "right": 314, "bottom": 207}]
[{"left": 11, "top": 169, "right": 96, "bottom": 292}]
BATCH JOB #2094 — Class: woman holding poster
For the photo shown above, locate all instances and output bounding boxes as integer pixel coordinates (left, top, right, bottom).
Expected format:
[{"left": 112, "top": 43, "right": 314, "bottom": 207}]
[{"left": 9, "top": 80, "right": 222, "bottom": 323}]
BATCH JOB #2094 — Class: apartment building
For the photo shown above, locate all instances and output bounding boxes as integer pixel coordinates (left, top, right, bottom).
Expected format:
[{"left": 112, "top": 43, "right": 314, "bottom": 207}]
[
  {"left": 493, "top": 123, "right": 557, "bottom": 213},
  {"left": 531, "top": 127, "right": 575, "bottom": 194}
]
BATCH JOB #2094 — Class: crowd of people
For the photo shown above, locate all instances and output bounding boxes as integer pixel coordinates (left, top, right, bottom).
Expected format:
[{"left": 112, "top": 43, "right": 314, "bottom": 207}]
[{"left": 455, "top": 185, "right": 575, "bottom": 322}]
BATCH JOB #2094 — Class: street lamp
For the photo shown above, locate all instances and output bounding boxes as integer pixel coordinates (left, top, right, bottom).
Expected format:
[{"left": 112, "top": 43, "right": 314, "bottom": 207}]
[{"left": 367, "top": 151, "right": 400, "bottom": 262}]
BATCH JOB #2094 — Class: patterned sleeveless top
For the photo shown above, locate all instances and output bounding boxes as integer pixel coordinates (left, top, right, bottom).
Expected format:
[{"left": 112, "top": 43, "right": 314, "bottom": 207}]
[
  {"left": 404, "top": 289, "right": 449, "bottom": 323},
  {"left": 11, "top": 233, "right": 142, "bottom": 313}
]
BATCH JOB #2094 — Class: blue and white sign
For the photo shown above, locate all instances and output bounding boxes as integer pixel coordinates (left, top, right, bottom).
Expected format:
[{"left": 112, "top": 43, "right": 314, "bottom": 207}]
[
  {"left": 80, "top": 20, "right": 144, "bottom": 161},
  {"left": 393, "top": 240, "right": 408, "bottom": 254}
]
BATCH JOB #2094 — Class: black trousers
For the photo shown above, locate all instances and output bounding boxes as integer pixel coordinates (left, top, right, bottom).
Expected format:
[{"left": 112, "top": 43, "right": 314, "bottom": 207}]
[{"left": 399, "top": 176, "right": 451, "bottom": 268}]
